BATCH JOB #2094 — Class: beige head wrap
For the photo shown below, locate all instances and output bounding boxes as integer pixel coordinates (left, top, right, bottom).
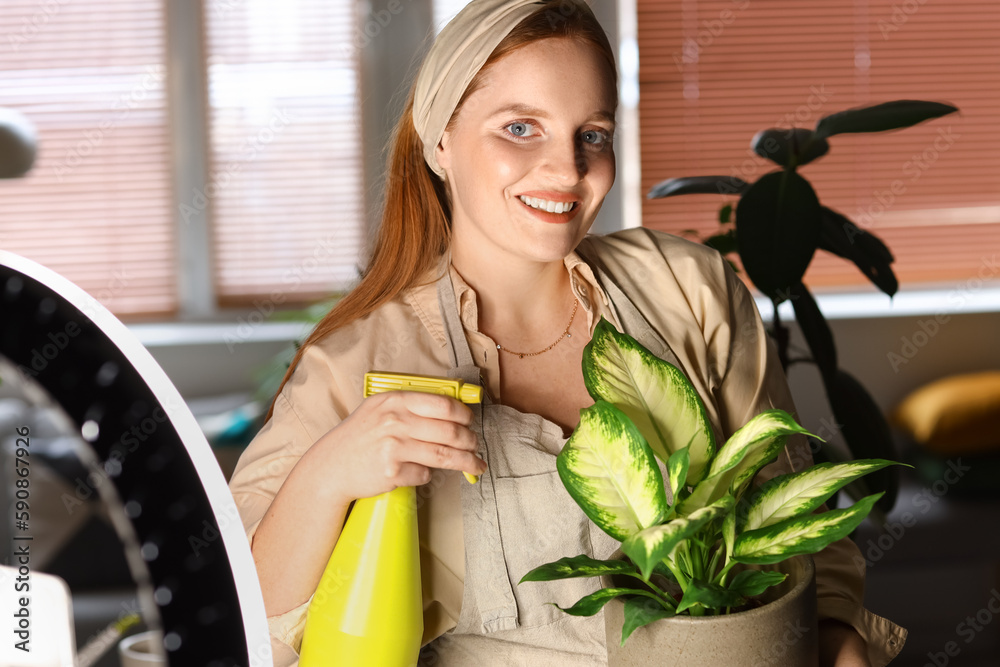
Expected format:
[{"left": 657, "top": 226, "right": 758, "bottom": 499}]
[{"left": 412, "top": 0, "right": 594, "bottom": 181}]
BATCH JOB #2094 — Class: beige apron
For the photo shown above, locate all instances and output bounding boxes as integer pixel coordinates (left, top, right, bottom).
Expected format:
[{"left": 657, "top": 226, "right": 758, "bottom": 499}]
[{"left": 420, "top": 247, "right": 686, "bottom": 666}]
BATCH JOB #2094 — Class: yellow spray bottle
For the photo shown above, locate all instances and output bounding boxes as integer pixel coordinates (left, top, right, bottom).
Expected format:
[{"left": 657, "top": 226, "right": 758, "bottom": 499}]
[{"left": 298, "top": 372, "right": 483, "bottom": 666}]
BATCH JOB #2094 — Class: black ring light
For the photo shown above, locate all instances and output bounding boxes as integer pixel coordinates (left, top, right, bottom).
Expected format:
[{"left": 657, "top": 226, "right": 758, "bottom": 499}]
[{"left": 0, "top": 250, "right": 271, "bottom": 666}]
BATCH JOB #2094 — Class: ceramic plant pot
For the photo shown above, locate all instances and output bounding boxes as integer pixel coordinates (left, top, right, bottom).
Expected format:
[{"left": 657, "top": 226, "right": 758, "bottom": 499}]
[{"left": 603, "top": 553, "right": 818, "bottom": 667}]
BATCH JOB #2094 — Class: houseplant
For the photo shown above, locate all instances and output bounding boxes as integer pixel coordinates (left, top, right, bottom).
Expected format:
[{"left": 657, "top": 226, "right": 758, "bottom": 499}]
[
  {"left": 645, "top": 100, "right": 958, "bottom": 513},
  {"left": 519, "top": 318, "right": 902, "bottom": 659}
]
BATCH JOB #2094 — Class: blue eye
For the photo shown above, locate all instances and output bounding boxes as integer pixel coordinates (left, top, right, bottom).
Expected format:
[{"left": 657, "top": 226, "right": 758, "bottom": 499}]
[
  {"left": 582, "top": 129, "right": 609, "bottom": 146},
  {"left": 505, "top": 121, "right": 533, "bottom": 139}
]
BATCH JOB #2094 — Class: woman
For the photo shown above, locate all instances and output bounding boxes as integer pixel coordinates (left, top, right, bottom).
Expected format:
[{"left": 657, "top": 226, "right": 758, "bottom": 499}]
[{"left": 229, "top": 1, "right": 906, "bottom": 665}]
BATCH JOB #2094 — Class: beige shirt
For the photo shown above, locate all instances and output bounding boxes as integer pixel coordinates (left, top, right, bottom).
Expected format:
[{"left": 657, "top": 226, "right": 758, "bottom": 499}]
[{"left": 229, "top": 228, "right": 907, "bottom": 666}]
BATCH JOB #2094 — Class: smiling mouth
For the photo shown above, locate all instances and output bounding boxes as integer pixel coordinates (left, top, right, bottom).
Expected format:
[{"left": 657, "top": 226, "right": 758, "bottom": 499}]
[
  {"left": 516, "top": 195, "right": 579, "bottom": 218},
  {"left": 517, "top": 195, "right": 578, "bottom": 213}
]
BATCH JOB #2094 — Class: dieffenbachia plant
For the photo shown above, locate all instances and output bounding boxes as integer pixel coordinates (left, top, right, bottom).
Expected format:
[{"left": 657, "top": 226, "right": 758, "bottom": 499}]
[{"left": 519, "top": 318, "right": 903, "bottom": 645}]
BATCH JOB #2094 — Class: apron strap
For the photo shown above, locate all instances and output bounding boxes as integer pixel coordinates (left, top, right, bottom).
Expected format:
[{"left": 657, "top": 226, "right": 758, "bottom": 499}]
[
  {"left": 435, "top": 255, "right": 484, "bottom": 386},
  {"left": 435, "top": 259, "right": 521, "bottom": 633}
]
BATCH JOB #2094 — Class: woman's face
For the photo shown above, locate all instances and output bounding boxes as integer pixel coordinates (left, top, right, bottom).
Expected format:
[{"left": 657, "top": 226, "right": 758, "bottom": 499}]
[{"left": 436, "top": 37, "right": 617, "bottom": 267}]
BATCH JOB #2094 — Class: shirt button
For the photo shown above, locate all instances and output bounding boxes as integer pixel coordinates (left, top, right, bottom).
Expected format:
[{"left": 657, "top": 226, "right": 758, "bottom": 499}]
[{"left": 572, "top": 279, "right": 591, "bottom": 309}]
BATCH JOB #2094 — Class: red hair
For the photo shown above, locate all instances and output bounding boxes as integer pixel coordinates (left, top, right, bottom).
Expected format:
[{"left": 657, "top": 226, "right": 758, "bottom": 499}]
[{"left": 266, "top": 2, "right": 618, "bottom": 421}]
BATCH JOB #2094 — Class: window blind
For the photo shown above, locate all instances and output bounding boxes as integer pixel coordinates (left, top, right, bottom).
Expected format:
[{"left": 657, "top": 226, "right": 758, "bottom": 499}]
[
  {"left": 0, "top": 0, "right": 175, "bottom": 316},
  {"left": 637, "top": 0, "right": 1000, "bottom": 290},
  {"left": 204, "top": 0, "right": 365, "bottom": 306},
  {"left": 434, "top": 0, "right": 472, "bottom": 33}
]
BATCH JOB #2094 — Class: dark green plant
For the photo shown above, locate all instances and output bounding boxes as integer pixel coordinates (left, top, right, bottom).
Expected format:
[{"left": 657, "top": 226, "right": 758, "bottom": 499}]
[{"left": 647, "top": 100, "right": 959, "bottom": 512}]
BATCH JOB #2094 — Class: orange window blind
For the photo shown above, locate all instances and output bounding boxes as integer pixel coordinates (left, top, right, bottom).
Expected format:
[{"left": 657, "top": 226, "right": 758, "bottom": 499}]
[
  {"left": 0, "top": 1, "right": 175, "bottom": 317},
  {"left": 204, "top": 0, "right": 365, "bottom": 306},
  {"left": 637, "top": 0, "right": 1000, "bottom": 290}
]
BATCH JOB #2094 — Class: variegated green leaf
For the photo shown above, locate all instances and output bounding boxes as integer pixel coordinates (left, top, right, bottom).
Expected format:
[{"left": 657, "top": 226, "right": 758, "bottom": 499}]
[
  {"left": 622, "top": 496, "right": 734, "bottom": 580},
  {"left": 667, "top": 447, "right": 690, "bottom": 504},
  {"left": 557, "top": 401, "right": 669, "bottom": 542},
  {"left": 723, "top": 508, "right": 736, "bottom": 559},
  {"left": 734, "top": 493, "right": 883, "bottom": 564},
  {"left": 653, "top": 561, "right": 678, "bottom": 583},
  {"left": 621, "top": 596, "right": 675, "bottom": 645},
  {"left": 519, "top": 554, "right": 641, "bottom": 583},
  {"left": 676, "top": 578, "right": 744, "bottom": 613},
  {"left": 728, "top": 569, "right": 787, "bottom": 598},
  {"left": 676, "top": 570, "right": 787, "bottom": 614},
  {"left": 678, "top": 410, "right": 815, "bottom": 515},
  {"left": 583, "top": 318, "right": 715, "bottom": 484},
  {"left": 711, "top": 409, "right": 814, "bottom": 478},
  {"left": 744, "top": 459, "right": 899, "bottom": 531},
  {"left": 676, "top": 460, "right": 744, "bottom": 516},
  {"left": 553, "top": 587, "right": 650, "bottom": 617}
]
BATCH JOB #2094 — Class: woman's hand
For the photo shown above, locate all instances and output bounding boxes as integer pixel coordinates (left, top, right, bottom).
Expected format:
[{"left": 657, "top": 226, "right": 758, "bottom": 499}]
[
  {"left": 315, "top": 390, "right": 487, "bottom": 504},
  {"left": 818, "top": 619, "right": 872, "bottom": 667}
]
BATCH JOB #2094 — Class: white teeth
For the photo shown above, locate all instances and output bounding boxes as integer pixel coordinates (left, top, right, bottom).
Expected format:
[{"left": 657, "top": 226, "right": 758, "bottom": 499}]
[{"left": 518, "top": 195, "right": 576, "bottom": 214}]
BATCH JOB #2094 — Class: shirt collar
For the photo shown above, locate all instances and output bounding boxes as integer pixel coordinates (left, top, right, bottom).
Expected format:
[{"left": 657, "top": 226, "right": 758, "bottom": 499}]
[{"left": 405, "top": 241, "right": 612, "bottom": 347}]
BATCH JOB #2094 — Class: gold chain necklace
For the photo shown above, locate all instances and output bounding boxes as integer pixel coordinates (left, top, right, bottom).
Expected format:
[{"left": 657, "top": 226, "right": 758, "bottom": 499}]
[{"left": 495, "top": 299, "right": 579, "bottom": 359}]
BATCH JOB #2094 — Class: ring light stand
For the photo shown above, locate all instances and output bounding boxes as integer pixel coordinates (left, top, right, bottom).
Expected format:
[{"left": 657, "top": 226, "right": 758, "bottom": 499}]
[{"left": 0, "top": 251, "right": 272, "bottom": 666}]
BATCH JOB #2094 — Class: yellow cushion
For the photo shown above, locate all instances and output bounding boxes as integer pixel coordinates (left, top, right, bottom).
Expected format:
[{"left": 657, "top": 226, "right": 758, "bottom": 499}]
[{"left": 891, "top": 371, "right": 1000, "bottom": 455}]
